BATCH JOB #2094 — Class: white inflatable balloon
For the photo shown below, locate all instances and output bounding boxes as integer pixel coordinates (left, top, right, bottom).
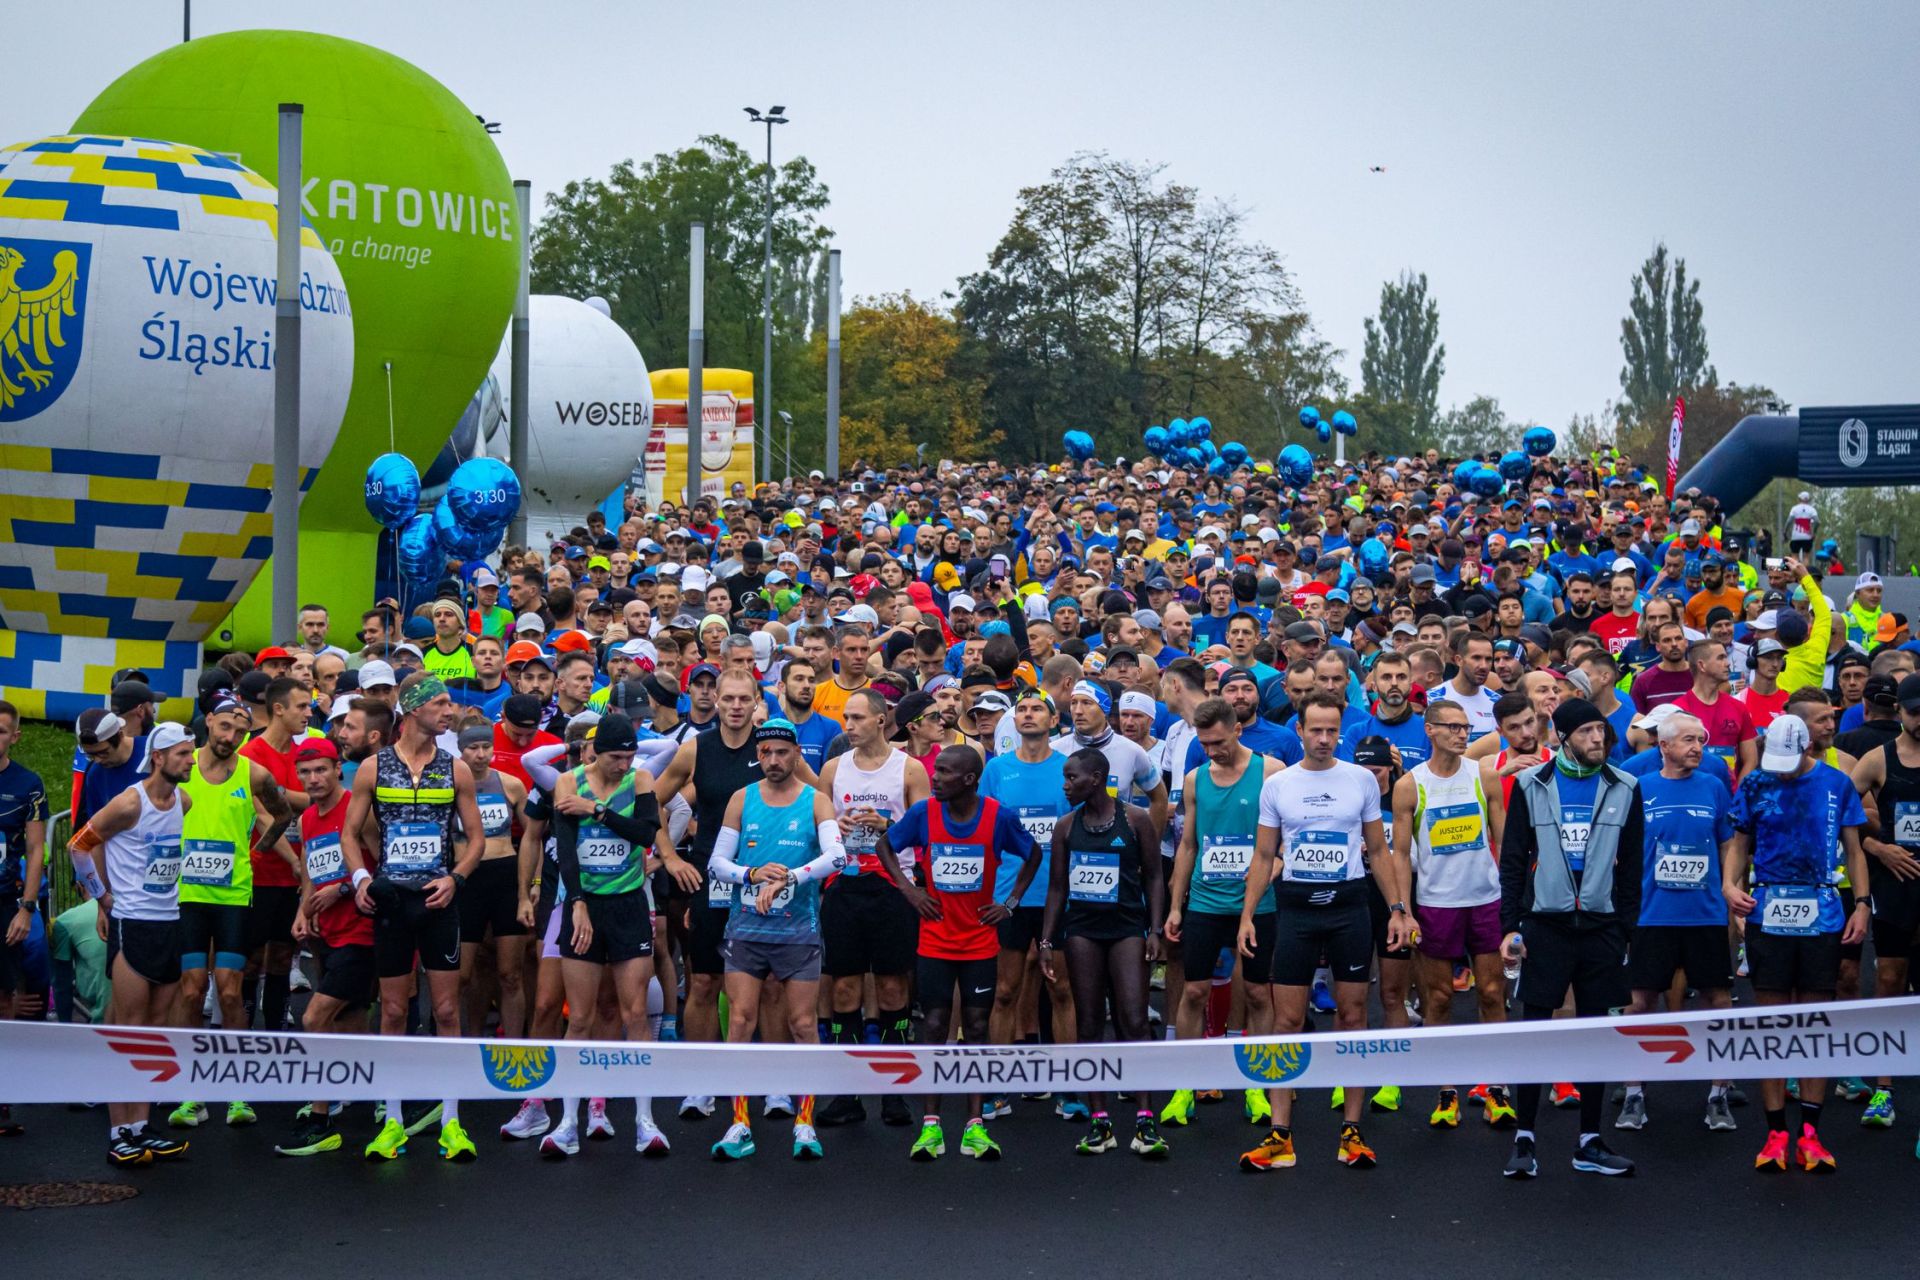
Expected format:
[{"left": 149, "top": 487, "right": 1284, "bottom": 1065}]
[
  {"left": 488, "top": 295, "right": 650, "bottom": 542},
  {"left": 0, "top": 135, "right": 352, "bottom": 720}
]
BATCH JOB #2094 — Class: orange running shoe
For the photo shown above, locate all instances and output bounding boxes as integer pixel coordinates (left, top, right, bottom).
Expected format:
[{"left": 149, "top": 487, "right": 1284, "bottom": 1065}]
[
  {"left": 1467, "top": 1084, "right": 1491, "bottom": 1106},
  {"left": 1550, "top": 1082, "right": 1581, "bottom": 1109},
  {"left": 1240, "top": 1128, "right": 1296, "bottom": 1171},
  {"left": 1795, "top": 1126, "right": 1836, "bottom": 1174},
  {"left": 1754, "top": 1128, "right": 1789, "bottom": 1172},
  {"left": 1336, "top": 1123, "right": 1376, "bottom": 1169}
]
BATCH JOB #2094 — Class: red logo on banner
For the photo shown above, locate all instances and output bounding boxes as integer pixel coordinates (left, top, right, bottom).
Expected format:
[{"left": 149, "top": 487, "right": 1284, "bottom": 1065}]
[
  {"left": 846, "top": 1050, "right": 921, "bottom": 1085},
  {"left": 96, "top": 1028, "right": 181, "bottom": 1082},
  {"left": 1618, "top": 1023, "right": 1694, "bottom": 1063}
]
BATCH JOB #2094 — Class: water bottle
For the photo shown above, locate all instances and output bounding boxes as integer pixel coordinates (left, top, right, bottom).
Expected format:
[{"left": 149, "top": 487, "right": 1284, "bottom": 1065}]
[{"left": 1502, "top": 934, "right": 1524, "bottom": 984}]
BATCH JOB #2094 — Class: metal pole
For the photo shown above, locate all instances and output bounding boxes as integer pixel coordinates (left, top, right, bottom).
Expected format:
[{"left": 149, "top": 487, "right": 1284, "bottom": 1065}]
[
  {"left": 508, "top": 180, "right": 531, "bottom": 547},
  {"left": 686, "top": 222, "right": 706, "bottom": 508},
  {"left": 825, "top": 248, "right": 841, "bottom": 478},
  {"left": 759, "top": 122, "right": 775, "bottom": 484},
  {"left": 271, "top": 104, "right": 302, "bottom": 644},
  {"left": 183, "top": 0, "right": 190, "bottom": 41},
  {"left": 1335, "top": 433, "right": 1346, "bottom": 467}
]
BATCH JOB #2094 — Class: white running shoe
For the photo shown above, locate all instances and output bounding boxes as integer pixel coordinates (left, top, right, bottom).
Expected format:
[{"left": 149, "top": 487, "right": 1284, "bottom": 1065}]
[
  {"left": 764, "top": 1094, "right": 795, "bottom": 1118},
  {"left": 679, "top": 1095, "right": 717, "bottom": 1118},
  {"left": 500, "top": 1099, "right": 552, "bottom": 1141},
  {"left": 586, "top": 1098, "right": 615, "bottom": 1141},
  {"left": 635, "top": 1115, "right": 671, "bottom": 1156},
  {"left": 539, "top": 1119, "right": 580, "bottom": 1159}
]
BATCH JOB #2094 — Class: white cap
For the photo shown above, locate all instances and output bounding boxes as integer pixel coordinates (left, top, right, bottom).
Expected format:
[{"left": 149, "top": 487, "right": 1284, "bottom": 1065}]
[
  {"left": 1798, "top": 490, "right": 1811, "bottom": 501},
  {"left": 1856, "top": 572, "right": 1883, "bottom": 589},
  {"left": 1760, "top": 713, "right": 1810, "bottom": 773},
  {"left": 470, "top": 566, "right": 499, "bottom": 588},
  {"left": 393, "top": 643, "right": 423, "bottom": 660},
  {"left": 1632, "top": 702, "right": 1680, "bottom": 732},
  {"left": 327, "top": 693, "right": 358, "bottom": 722},
  {"left": 750, "top": 631, "right": 775, "bottom": 666},
  {"left": 137, "top": 722, "right": 193, "bottom": 773},
  {"left": 1680, "top": 519, "right": 1701, "bottom": 535},
  {"left": 1197, "top": 525, "right": 1227, "bottom": 542},
  {"left": 818, "top": 497, "right": 837, "bottom": 511},
  {"left": 616, "top": 638, "right": 657, "bottom": 662},
  {"left": 655, "top": 561, "right": 682, "bottom": 577},
  {"left": 681, "top": 565, "right": 713, "bottom": 592},
  {"left": 359, "top": 660, "right": 397, "bottom": 689},
  {"left": 833, "top": 603, "right": 879, "bottom": 626},
  {"left": 1754, "top": 609, "right": 1779, "bottom": 631},
  {"left": 948, "top": 593, "right": 977, "bottom": 613},
  {"left": 1118, "top": 690, "right": 1156, "bottom": 718},
  {"left": 1611, "top": 556, "right": 1639, "bottom": 572},
  {"left": 766, "top": 570, "right": 791, "bottom": 585},
  {"left": 1257, "top": 527, "right": 1280, "bottom": 544},
  {"left": 515, "top": 612, "right": 547, "bottom": 635}
]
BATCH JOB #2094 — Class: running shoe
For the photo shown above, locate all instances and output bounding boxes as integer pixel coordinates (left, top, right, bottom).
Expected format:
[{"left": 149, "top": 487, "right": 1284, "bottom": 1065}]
[
  {"left": 982, "top": 1095, "right": 1012, "bottom": 1121},
  {"left": 881, "top": 1095, "right": 913, "bottom": 1127},
  {"left": 136, "top": 1132, "right": 189, "bottom": 1160},
  {"left": 1616, "top": 1093, "right": 1648, "bottom": 1130},
  {"left": 1310, "top": 976, "right": 1336, "bottom": 1013},
  {"left": 108, "top": 1134, "right": 152, "bottom": 1167},
  {"left": 226, "top": 1100, "right": 257, "bottom": 1127},
  {"left": 1239, "top": 1128, "right": 1295, "bottom": 1171},
  {"left": 1149, "top": 962, "right": 1166, "bottom": 990},
  {"left": 167, "top": 1101, "right": 207, "bottom": 1129},
  {"left": 909, "top": 1119, "right": 946, "bottom": 1161},
  {"left": 1329, "top": 1087, "right": 1345, "bottom": 1109},
  {"left": 1245, "top": 1088, "right": 1272, "bottom": 1125},
  {"left": 1796, "top": 1126, "right": 1837, "bottom": 1173},
  {"left": 1371, "top": 1085, "right": 1403, "bottom": 1113},
  {"left": 1195, "top": 1089, "right": 1224, "bottom": 1103},
  {"left": 1727, "top": 1084, "right": 1748, "bottom": 1107},
  {"left": 1862, "top": 1090, "right": 1895, "bottom": 1127},
  {"left": 364, "top": 1117, "right": 407, "bottom": 1161},
  {"left": 1468, "top": 1083, "right": 1491, "bottom": 1106},
  {"left": 635, "top": 1116, "right": 671, "bottom": 1157},
  {"left": 275, "top": 1121, "right": 340, "bottom": 1157},
  {"left": 1429, "top": 1089, "right": 1461, "bottom": 1129},
  {"left": 586, "top": 1098, "right": 615, "bottom": 1141},
  {"left": 710, "top": 1122, "right": 756, "bottom": 1160},
  {"left": 960, "top": 1120, "right": 1001, "bottom": 1160},
  {"left": 540, "top": 1119, "right": 581, "bottom": 1159},
  {"left": 792, "top": 1123, "right": 824, "bottom": 1161},
  {"left": 402, "top": 1102, "right": 444, "bottom": 1137},
  {"left": 501, "top": 1099, "right": 552, "bottom": 1140},
  {"left": 1735, "top": 943, "right": 1748, "bottom": 977},
  {"left": 1705, "top": 1094, "right": 1737, "bottom": 1131},
  {"left": 1336, "top": 1123, "right": 1376, "bottom": 1169},
  {"left": 1131, "top": 1115, "right": 1170, "bottom": 1159},
  {"left": 1503, "top": 1134, "right": 1537, "bottom": 1179},
  {"left": 1755, "top": 1128, "right": 1790, "bottom": 1171},
  {"left": 1834, "top": 1077, "right": 1871, "bottom": 1102},
  {"left": 438, "top": 1118, "right": 477, "bottom": 1162},
  {"left": 0, "top": 1105, "right": 23, "bottom": 1136},
  {"left": 1786, "top": 1078, "right": 1801, "bottom": 1100},
  {"left": 1055, "top": 1096, "right": 1090, "bottom": 1121},
  {"left": 680, "top": 1095, "right": 717, "bottom": 1119},
  {"left": 1159, "top": 1089, "right": 1196, "bottom": 1127},
  {"left": 1075, "top": 1116, "right": 1117, "bottom": 1155},
  {"left": 1572, "top": 1136, "right": 1634, "bottom": 1176},
  {"left": 1452, "top": 965, "right": 1474, "bottom": 993},
  {"left": 1550, "top": 1082, "right": 1581, "bottom": 1109},
  {"left": 765, "top": 1094, "right": 795, "bottom": 1118},
  {"left": 1484, "top": 1086, "right": 1518, "bottom": 1129},
  {"left": 816, "top": 1095, "right": 867, "bottom": 1127}
]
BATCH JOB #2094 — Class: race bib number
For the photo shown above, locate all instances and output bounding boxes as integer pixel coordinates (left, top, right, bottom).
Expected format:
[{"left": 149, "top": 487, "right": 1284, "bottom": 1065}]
[
  {"left": 577, "top": 823, "right": 626, "bottom": 871},
  {"left": 1761, "top": 887, "right": 1820, "bottom": 936},
  {"left": 1199, "top": 835, "right": 1253, "bottom": 882},
  {"left": 1285, "top": 829, "right": 1350, "bottom": 882},
  {"left": 1069, "top": 851, "right": 1120, "bottom": 903},
  {"left": 1559, "top": 805, "right": 1593, "bottom": 873},
  {"left": 304, "top": 832, "right": 345, "bottom": 888},
  {"left": 180, "top": 838, "right": 237, "bottom": 887},
  {"left": 143, "top": 839, "right": 182, "bottom": 892},
  {"left": 1426, "top": 803, "right": 1485, "bottom": 856},
  {"left": 383, "top": 822, "right": 443, "bottom": 875},
  {"left": 476, "top": 793, "right": 511, "bottom": 838},
  {"left": 1652, "top": 844, "right": 1710, "bottom": 891},
  {"left": 930, "top": 842, "right": 985, "bottom": 893},
  {"left": 841, "top": 814, "right": 880, "bottom": 857},
  {"left": 1894, "top": 802, "right": 1920, "bottom": 847},
  {"left": 1016, "top": 806, "right": 1058, "bottom": 850},
  {"left": 707, "top": 876, "right": 737, "bottom": 909},
  {"left": 737, "top": 875, "right": 795, "bottom": 914}
]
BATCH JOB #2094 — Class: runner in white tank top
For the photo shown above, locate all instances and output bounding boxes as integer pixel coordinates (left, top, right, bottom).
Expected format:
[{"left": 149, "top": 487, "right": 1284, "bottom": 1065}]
[
  {"left": 104, "top": 779, "right": 188, "bottom": 922},
  {"left": 1406, "top": 760, "right": 1498, "bottom": 908}
]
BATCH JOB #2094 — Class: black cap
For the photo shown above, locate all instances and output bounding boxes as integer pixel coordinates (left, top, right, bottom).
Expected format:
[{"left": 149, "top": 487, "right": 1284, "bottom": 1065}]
[
  {"left": 593, "top": 712, "right": 638, "bottom": 754},
  {"left": 1835, "top": 649, "right": 1871, "bottom": 674},
  {"left": 110, "top": 680, "right": 164, "bottom": 713},
  {"left": 235, "top": 669, "right": 272, "bottom": 705},
  {"left": 643, "top": 675, "right": 680, "bottom": 707},
  {"left": 606, "top": 679, "right": 653, "bottom": 715},
  {"left": 1284, "top": 620, "right": 1324, "bottom": 643},
  {"left": 502, "top": 694, "right": 543, "bottom": 728},
  {"left": 1863, "top": 673, "right": 1900, "bottom": 708},
  {"left": 892, "top": 690, "right": 936, "bottom": 739},
  {"left": 1350, "top": 735, "right": 1396, "bottom": 768},
  {"left": 1899, "top": 673, "right": 1920, "bottom": 713},
  {"left": 741, "top": 541, "right": 765, "bottom": 562}
]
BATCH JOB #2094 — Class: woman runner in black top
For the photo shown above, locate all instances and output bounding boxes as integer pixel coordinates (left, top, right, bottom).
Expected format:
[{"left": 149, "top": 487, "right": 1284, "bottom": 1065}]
[{"left": 1041, "top": 747, "right": 1168, "bottom": 1159}]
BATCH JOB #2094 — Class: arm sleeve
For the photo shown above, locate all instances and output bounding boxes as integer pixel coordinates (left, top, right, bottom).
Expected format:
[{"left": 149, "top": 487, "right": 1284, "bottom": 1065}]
[
  {"left": 67, "top": 847, "right": 106, "bottom": 899},
  {"left": 999, "top": 596, "right": 1032, "bottom": 661},
  {"left": 595, "top": 795, "right": 662, "bottom": 853},
  {"left": 1498, "top": 781, "right": 1538, "bottom": 936},
  {"left": 634, "top": 738, "right": 678, "bottom": 774},
  {"left": 665, "top": 793, "right": 692, "bottom": 847},
  {"left": 789, "top": 821, "right": 849, "bottom": 886},
  {"left": 521, "top": 742, "right": 568, "bottom": 793},
  {"left": 553, "top": 811, "right": 584, "bottom": 900},
  {"left": 707, "top": 826, "right": 749, "bottom": 884}
]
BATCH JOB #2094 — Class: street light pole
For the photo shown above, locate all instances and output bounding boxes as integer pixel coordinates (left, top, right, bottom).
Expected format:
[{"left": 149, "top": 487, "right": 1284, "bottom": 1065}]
[{"left": 744, "top": 106, "right": 788, "bottom": 485}]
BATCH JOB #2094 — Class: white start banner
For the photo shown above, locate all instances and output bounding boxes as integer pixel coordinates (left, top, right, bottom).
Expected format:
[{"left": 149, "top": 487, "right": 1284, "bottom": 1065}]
[{"left": 6, "top": 998, "right": 1915, "bottom": 1103}]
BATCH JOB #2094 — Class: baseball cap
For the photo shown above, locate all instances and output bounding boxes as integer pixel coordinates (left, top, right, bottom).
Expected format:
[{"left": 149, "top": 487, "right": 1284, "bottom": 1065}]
[
  {"left": 1217, "top": 667, "right": 1260, "bottom": 691},
  {"left": 326, "top": 693, "right": 358, "bottom": 723},
  {"left": 1350, "top": 735, "right": 1396, "bottom": 768},
  {"left": 109, "top": 680, "right": 164, "bottom": 714},
  {"left": 1857, "top": 572, "right": 1883, "bottom": 590},
  {"left": 235, "top": 669, "right": 272, "bottom": 705},
  {"left": 136, "top": 722, "right": 193, "bottom": 774},
  {"left": 470, "top": 566, "right": 499, "bottom": 588},
  {"left": 1284, "top": 621, "right": 1324, "bottom": 644},
  {"left": 587, "top": 555, "right": 611, "bottom": 572},
  {"left": 1899, "top": 673, "right": 1920, "bottom": 713},
  {"left": 833, "top": 603, "right": 880, "bottom": 627},
  {"left": 1133, "top": 609, "right": 1162, "bottom": 632},
  {"left": 359, "top": 660, "right": 397, "bottom": 689},
  {"left": 1759, "top": 714, "right": 1809, "bottom": 773},
  {"left": 1751, "top": 637, "right": 1787, "bottom": 659},
  {"left": 75, "top": 708, "right": 128, "bottom": 746},
  {"left": 1632, "top": 702, "right": 1681, "bottom": 732},
  {"left": 255, "top": 646, "right": 293, "bottom": 664},
  {"left": 504, "top": 640, "right": 549, "bottom": 668},
  {"left": 549, "top": 629, "right": 592, "bottom": 655},
  {"left": 502, "top": 694, "right": 543, "bottom": 728},
  {"left": 514, "top": 613, "right": 548, "bottom": 635},
  {"left": 683, "top": 661, "right": 722, "bottom": 689},
  {"left": 948, "top": 593, "right": 978, "bottom": 613},
  {"left": 1863, "top": 673, "right": 1901, "bottom": 708}
]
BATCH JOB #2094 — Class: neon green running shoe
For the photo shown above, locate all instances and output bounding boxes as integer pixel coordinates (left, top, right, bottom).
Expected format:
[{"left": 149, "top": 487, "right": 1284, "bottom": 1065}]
[
  {"left": 1862, "top": 1090, "right": 1895, "bottom": 1128},
  {"left": 226, "top": 1101, "right": 257, "bottom": 1127},
  {"left": 1159, "top": 1089, "right": 1195, "bottom": 1127},
  {"left": 909, "top": 1119, "right": 945, "bottom": 1161},
  {"left": 167, "top": 1101, "right": 207, "bottom": 1128},
  {"left": 438, "top": 1118, "right": 476, "bottom": 1162},
  {"left": 1245, "top": 1089, "right": 1272, "bottom": 1125},
  {"left": 364, "top": 1117, "right": 407, "bottom": 1161},
  {"left": 960, "top": 1121, "right": 1001, "bottom": 1160},
  {"left": 1329, "top": 1087, "right": 1345, "bottom": 1109},
  {"left": 1370, "top": 1085, "right": 1403, "bottom": 1113}
]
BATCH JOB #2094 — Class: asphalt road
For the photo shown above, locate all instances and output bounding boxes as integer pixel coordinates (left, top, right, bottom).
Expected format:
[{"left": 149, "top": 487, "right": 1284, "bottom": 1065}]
[{"left": 5, "top": 1064, "right": 1915, "bottom": 1277}]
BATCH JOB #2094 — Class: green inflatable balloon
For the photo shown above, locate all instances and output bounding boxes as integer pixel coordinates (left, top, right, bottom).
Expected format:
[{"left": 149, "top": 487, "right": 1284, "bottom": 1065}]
[{"left": 75, "top": 29, "right": 518, "bottom": 644}]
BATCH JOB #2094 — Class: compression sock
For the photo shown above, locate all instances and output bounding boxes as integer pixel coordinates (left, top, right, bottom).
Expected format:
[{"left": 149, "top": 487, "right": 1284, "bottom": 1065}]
[
  {"left": 1579, "top": 1132, "right": 1599, "bottom": 1147},
  {"left": 1624, "top": 1085, "right": 1645, "bottom": 1101},
  {"left": 732, "top": 1096, "right": 751, "bottom": 1125},
  {"left": 1766, "top": 1107, "right": 1788, "bottom": 1132},
  {"left": 441, "top": 1099, "right": 459, "bottom": 1123},
  {"left": 385, "top": 1097, "right": 405, "bottom": 1123},
  {"left": 658, "top": 1014, "right": 680, "bottom": 1041},
  {"left": 797, "top": 1095, "right": 815, "bottom": 1126},
  {"left": 561, "top": 1098, "right": 581, "bottom": 1125},
  {"left": 263, "top": 973, "right": 290, "bottom": 1031},
  {"left": 1799, "top": 1100, "right": 1823, "bottom": 1133},
  {"left": 636, "top": 1096, "right": 655, "bottom": 1126},
  {"left": 1709, "top": 1084, "right": 1728, "bottom": 1100},
  {"left": 879, "top": 1008, "right": 912, "bottom": 1045},
  {"left": 830, "top": 1015, "right": 862, "bottom": 1046}
]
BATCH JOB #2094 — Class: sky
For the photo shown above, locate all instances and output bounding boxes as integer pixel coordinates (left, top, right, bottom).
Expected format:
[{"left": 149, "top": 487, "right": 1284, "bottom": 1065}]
[{"left": 9, "top": 0, "right": 1916, "bottom": 432}]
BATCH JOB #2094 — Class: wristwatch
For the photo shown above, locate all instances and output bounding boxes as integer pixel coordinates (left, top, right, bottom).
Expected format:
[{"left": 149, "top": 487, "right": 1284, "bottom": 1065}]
[
  {"left": 1390, "top": 901, "right": 1409, "bottom": 914},
  {"left": 451, "top": 871, "right": 468, "bottom": 889},
  {"left": 16, "top": 900, "right": 37, "bottom": 914}
]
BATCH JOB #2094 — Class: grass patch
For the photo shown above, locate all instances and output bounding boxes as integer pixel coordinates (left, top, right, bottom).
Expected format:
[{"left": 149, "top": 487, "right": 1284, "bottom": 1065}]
[{"left": 15, "top": 721, "right": 73, "bottom": 818}]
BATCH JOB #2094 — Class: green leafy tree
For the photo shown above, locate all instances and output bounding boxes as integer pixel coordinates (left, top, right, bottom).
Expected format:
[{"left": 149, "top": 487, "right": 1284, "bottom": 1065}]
[
  {"left": 1360, "top": 271, "right": 1445, "bottom": 431},
  {"left": 1432, "top": 395, "right": 1514, "bottom": 459},
  {"left": 1617, "top": 243, "right": 1715, "bottom": 429}
]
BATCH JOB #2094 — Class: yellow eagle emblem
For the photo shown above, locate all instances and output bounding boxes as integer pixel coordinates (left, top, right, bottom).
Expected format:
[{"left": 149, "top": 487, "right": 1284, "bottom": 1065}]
[{"left": 0, "top": 243, "right": 80, "bottom": 413}]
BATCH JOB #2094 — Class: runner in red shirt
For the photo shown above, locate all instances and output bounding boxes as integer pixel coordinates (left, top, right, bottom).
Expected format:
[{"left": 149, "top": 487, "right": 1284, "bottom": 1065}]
[
  {"left": 1588, "top": 571, "right": 1642, "bottom": 657},
  {"left": 241, "top": 677, "right": 313, "bottom": 1036},
  {"left": 1672, "top": 639, "right": 1758, "bottom": 781},
  {"left": 276, "top": 738, "right": 374, "bottom": 1157},
  {"left": 876, "top": 744, "right": 1039, "bottom": 1162},
  {"left": 1738, "top": 638, "right": 1791, "bottom": 731}
]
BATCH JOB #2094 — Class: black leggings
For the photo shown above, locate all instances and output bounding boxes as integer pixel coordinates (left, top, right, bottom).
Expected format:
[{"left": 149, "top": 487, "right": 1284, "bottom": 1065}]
[
  {"left": 1514, "top": 1002, "right": 1605, "bottom": 1135},
  {"left": 1064, "top": 934, "right": 1151, "bottom": 1113}
]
